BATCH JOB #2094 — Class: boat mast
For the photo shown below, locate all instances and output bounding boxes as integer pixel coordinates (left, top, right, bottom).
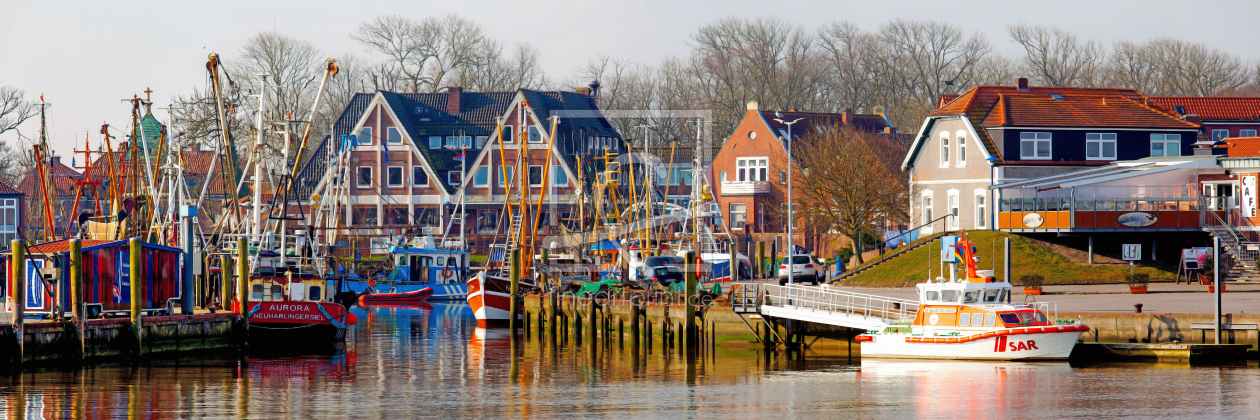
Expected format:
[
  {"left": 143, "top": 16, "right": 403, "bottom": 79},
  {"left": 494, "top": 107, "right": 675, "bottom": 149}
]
[
  {"left": 250, "top": 74, "right": 268, "bottom": 244},
  {"left": 206, "top": 53, "right": 244, "bottom": 233}
]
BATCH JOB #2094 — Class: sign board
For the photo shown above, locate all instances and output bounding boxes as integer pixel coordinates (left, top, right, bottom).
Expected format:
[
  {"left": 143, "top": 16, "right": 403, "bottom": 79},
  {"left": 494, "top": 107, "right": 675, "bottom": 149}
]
[
  {"left": 940, "top": 236, "right": 961, "bottom": 263},
  {"left": 1242, "top": 175, "right": 1258, "bottom": 218},
  {"left": 1183, "top": 248, "right": 1210, "bottom": 270},
  {"left": 1122, "top": 244, "right": 1142, "bottom": 261},
  {"left": 25, "top": 260, "right": 45, "bottom": 310},
  {"left": 114, "top": 251, "right": 131, "bottom": 304}
]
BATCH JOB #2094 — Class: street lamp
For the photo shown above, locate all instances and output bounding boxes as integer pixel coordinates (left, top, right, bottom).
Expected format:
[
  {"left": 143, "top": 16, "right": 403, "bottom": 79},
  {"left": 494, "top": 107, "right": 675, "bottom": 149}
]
[
  {"left": 986, "top": 156, "right": 999, "bottom": 231},
  {"left": 774, "top": 112, "right": 803, "bottom": 285}
]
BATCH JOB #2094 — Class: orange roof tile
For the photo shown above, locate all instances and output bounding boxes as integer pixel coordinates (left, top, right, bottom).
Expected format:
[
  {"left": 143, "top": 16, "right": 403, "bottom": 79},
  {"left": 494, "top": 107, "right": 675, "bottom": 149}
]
[
  {"left": 1151, "top": 97, "right": 1260, "bottom": 121},
  {"left": 1225, "top": 136, "right": 1260, "bottom": 157},
  {"left": 979, "top": 93, "right": 1199, "bottom": 130}
]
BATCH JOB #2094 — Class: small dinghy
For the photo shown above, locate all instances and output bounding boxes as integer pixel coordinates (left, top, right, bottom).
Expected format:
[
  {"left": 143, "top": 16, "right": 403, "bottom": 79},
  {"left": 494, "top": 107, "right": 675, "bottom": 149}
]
[{"left": 359, "top": 288, "right": 434, "bottom": 305}]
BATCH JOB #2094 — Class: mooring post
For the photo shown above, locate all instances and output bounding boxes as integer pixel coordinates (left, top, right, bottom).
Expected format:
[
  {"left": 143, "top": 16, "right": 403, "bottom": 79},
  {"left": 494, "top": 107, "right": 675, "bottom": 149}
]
[
  {"left": 631, "top": 299, "right": 641, "bottom": 347},
  {"left": 237, "top": 238, "right": 249, "bottom": 316},
  {"left": 1214, "top": 236, "right": 1222, "bottom": 345},
  {"left": 1003, "top": 237, "right": 1011, "bottom": 283},
  {"left": 587, "top": 296, "right": 597, "bottom": 345},
  {"left": 180, "top": 206, "right": 195, "bottom": 315},
  {"left": 11, "top": 239, "right": 25, "bottom": 361},
  {"left": 730, "top": 245, "right": 739, "bottom": 283},
  {"left": 684, "top": 250, "right": 697, "bottom": 348},
  {"left": 756, "top": 241, "right": 766, "bottom": 278},
  {"left": 70, "top": 239, "right": 83, "bottom": 360},
  {"left": 221, "top": 254, "right": 233, "bottom": 311},
  {"left": 129, "top": 238, "right": 142, "bottom": 350},
  {"left": 509, "top": 249, "right": 520, "bottom": 333}
]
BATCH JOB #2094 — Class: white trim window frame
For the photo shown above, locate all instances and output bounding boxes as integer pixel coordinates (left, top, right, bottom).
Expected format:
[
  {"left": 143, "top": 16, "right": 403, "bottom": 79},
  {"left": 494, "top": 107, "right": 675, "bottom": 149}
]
[
  {"left": 447, "top": 171, "right": 461, "bottom": 186},
  {"left": 386, "top": 127, "right": 403, "bottom": 144},
  {"left": 428, "top": 136, "right": 442, "bottom": 150},
  {"left": 956, "top": 130, "right": 967, "bottom": 167},
  {"left": 729, "top": 203, "right": 747, "bottom": 230},
  {"left": 1019, "top": 132, "right": 1052, "bottom": 160},
  {"left": 528, "top": 165, "right": 544, "bottom": 187},
  {"left": 552, "top": 165, "right": 568, "bottom": 186},
  {"left": 940, "top": 132, "right": 951, "bottom": 167},
  {"left": 498, "top": 166, "right": 514, "bottom": 187},
  {"left": 737, "top": 157, "right": 768, "bottom": 182},
  {"left": 528, "top": 126, "right": 542, "bottom": 143},
  {"left": 947, "top": 189, "right": 960, "bottom": 231},
  {"left": 922, "top": 191, "right": 934, "bottom": 234},
  {"left": 974, "top": 188, "right": 987, "bottom": 230},
  {"left": 1086, "top": 133, "right": 1117, "bottom": 160},
  {"left": 1212, "top": 129, "right": 1229, "bottom": 142},
  {"left": 0, "top": 198, "right": 16, "bottom": 244},
  {"left": 386, "top": 166, "right": 404, "bottom": 187},
  {"left": 1241, "top": 129, "right": 1258, "bottom": 137},
  {"left": 475, "top": 136, "right": 489, "bottom": 148},
  {"left": 501, "top": 125, "right": 514, "bottom": 143},
  {"left": 357, "top": 166, "right": 373, "bottom": 188},
  {"left": 473, "top": 167, "right": 489, "bottom": 187},
  {"left": 359, "top": 126, "right": 373, "bottom": 145},
  {"left": 1150, "top": 134, "right": 1182, "bottom": 157},
  {"left": 412, "top": 166, "right": 429, "bottom": 186}
]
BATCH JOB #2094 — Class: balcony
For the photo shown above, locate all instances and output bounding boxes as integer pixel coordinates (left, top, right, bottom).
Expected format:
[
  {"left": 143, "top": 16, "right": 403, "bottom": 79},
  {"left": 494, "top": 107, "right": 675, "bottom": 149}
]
[{"left": 721, "top": 181, "right": 771, "bottom": 196}]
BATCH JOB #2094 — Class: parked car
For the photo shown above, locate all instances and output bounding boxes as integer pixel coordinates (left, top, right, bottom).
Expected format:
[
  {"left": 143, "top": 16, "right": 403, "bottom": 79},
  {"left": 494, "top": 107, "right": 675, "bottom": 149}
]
[
  {"left": 778, "top": 255, "right": 820, "bottom": 285},
  {"left": 634, "top": 255, "right": 686, "bottom": 281},
  {"left": 644, "top": 265, "right": 684, "bottom": 286}
]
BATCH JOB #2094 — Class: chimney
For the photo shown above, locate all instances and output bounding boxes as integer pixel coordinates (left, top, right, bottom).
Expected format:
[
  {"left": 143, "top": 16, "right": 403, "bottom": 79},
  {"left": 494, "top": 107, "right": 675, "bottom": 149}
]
[
  {"left": 446, "top": 86, "right": 462, "bottom": 115},
  {"left": 1017, "top": 77, "right": 1030, "bottom": 93},
  {"left": 1183, "top": 114, "right": 1201, "bottom": 125},
  {"left": 587, "top": 80, "right": 601, "bottom": 99},
  {"left": 747, "top": 101, "right": 759, "bottom": 110},
  {"left": 842, "top": 108, "right": 852, "bottom": 125}
]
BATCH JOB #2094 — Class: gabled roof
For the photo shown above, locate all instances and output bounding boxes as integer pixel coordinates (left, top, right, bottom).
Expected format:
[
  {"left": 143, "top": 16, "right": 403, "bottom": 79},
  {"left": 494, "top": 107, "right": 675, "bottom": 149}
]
[
  {"left": 1151, "top": 97, "right": 1260, "bottom": 122},
  {"left": 17, "top": 159, "right": 81, "bottom": 198},
  {"left": 909, "top": 84, "right": 1197, "bottom": 168},
  {"left": 1225, "top": 136, "right": 1260, "bottom": 157}
]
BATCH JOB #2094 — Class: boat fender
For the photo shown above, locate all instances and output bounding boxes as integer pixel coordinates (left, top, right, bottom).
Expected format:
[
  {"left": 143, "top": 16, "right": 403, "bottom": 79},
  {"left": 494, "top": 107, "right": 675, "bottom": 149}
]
[{"left": 317, "top": 304, "right": 347, "bottom": 329}]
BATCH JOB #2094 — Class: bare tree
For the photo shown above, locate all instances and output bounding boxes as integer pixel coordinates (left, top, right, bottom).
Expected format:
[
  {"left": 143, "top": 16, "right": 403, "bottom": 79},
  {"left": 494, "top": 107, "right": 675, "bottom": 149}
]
[
  {"left": 792, "top": 126, "right": 910, "bottom": 264},
  {"left": 1107, "top": 38, "right": 1250, "bottom": 95},
  {"left": 352, "top": 14, "right": 498, "bottom": 93},
  {"left": 1007, "top": 23, "right": 1107, "bottom": 87},
  {"left": 233, "top": 32, "right": 324, "bottom": 121},
  {"left": 459, "top": 42, "right": 548, "bottom": 91},
  {"left": 876, "top": 20, "right": 991, "bottom": 128},
  {"left": 0, "top": 86, "right": 37, "bottom": 135}
]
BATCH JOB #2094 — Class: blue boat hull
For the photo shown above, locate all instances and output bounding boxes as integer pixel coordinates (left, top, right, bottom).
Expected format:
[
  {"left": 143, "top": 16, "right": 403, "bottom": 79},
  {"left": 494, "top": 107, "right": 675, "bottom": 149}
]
[{"left": 335, "top": 279, "right": 467, "bottom": 300}]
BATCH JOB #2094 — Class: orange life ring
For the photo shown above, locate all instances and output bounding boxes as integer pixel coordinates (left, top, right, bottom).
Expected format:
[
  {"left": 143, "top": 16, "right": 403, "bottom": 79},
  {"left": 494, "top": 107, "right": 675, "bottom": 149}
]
[{"left": 442, "top": 267, "right": 454, "bottom": 278}]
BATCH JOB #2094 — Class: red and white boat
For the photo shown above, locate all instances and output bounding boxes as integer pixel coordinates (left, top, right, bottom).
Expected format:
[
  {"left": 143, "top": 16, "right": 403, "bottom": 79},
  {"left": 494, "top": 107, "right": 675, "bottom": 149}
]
[
  {"left": 466, "top": 272, "right": 526, "bottom": 326},
  {"left": 359, "top": 287, "right": 434, "bottom": 305},
  {"left": 855, "top": 235, "right": 1088, "bottom": 361},
  {"left": 235, "top": 271, "right": 358, "bottom": 346}
]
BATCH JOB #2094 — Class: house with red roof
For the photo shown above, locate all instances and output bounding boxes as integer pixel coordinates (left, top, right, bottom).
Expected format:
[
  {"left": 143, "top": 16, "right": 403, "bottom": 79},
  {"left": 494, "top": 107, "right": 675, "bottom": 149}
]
[
  {"left": 713, "top": 102, "right": 901, "bottom": 235},
  {"left": 902, "top": 78, "right": 1201, "bottom": 234},
  {"left": 17, "top": 157, "right": 83, "bottom": 240},
  {"left": 1152, "top": 97, "right": 1260, "bottom": 143}
]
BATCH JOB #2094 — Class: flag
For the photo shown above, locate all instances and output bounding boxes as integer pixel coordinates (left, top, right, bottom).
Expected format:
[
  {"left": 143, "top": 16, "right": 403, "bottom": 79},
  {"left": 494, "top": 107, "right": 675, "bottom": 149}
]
[{"left": 454, "top": 151, "right": 465, "bottom": 161}]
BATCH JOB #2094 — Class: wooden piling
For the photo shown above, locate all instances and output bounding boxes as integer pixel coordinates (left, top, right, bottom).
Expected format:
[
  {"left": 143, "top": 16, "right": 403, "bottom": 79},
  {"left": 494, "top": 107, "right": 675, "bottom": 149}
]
[
  {"left": 237, "top": 238, "right": 249, "bottom": 316},
  {"left": 221, "top": 254, "right": 233, "bottom": 311},
  {"left": 684, "top": 251, "right": 697, "bottom": 348},
  {"left": 129, "top": 238, "right": 142, "bottom": 347},
  {"left": 70, "top": 239, "right": 83, "bottom": 361},
  {"left": 509, "top": 249, "right": 520, "bottom": 333},
  {"left": 11, "top": 239, "right": 24, "bottom": 361}
]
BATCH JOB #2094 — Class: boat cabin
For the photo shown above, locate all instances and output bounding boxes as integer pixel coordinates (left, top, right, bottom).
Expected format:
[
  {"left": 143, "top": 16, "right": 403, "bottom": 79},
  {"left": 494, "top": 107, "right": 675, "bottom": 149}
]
[{"left": 391, "top": 246, "right": 469, "bottom": 285}]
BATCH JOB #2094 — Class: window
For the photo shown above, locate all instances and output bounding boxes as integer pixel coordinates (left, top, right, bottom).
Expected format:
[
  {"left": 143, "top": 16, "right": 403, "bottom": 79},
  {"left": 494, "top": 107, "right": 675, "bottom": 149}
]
[
  {"left": 1213, "top": 129, "right": 1229, "bottom": 142},
  {"left": 357, "top": 167, "right": 373, "bottom": 188},
  {"left": 730, "top": 203, "right": 747, "bottom": 229},
  {"left": 474, "top": 167, "right": 489, "bottom": 186},
  {"left": 1150, "top": 134, "right": 1182, "bottom": 157},
  {"left": 940, "top": 134, "right": 950, "bottom": 165},
  {"left": 737, "top": 157, "right": 768, "bottom": 182},
  {"left": 463, "top": 136, "right": 474, "bottom": 149},
  {"left": 447, "top": 171, "right": 461, "bottom": 185},
  {"left": 975, "top": 192, "right": 987, "bottom": 229},
  {"left": 309, "top": 286, "right": 321, "bottom": 301},
  {"left": 1019, "top": 132, "right": 1052, "bottom": 159},
  {"left": 498, "top": 167, "right": 514, "bottom": 187},
  {"left": 1086, "top": 133, "right": 1117, "bottom": 160},
  {"left": 414, "top": 208, "right": 436, "bottom": 226},
  {"left": 779, "top": 170, "right": 787, "bottom": 184},
  {"left": 388, "top": 207, "right": 408, "bottom": 225},
  {"left": 0, "top": 199, "right": 16, "bottom": 244},
  {"left": 923, "top": 195, "right": 933, "bottom": 225},
  {"left": 948, "top": 192, "right": 959, "bottom": 230},
  {"left": 359, "top": 127, "right": 373, "bottom": 145},
  {"left": 958, "top": 313, "right": 971, "bottom": 327},
  {"left": 429, "top": 136, "right": 442, "bottom": 149},
  {"left": 476, "top": 136, "right": 488, "bottom": 148},
  {"left": 386, "top": 127, "right": 402, "bottom": 144},
  {"left": 720, "top": 171, "right": 727, "bottom": 183},
  {"left": 412, "top": 166, "right": 428, "bottom": 186},
  {"left": 501, "top": 125, "right": 513, "bottom": 143},
  {"left": 528, "top": 165, "right": 543, "bottom": 186},
  {"left": 553, "top": 165, "right": 568, "bottom": 185},
  {"left": 528, "top": 126, "right": 541, "bottom": 143},
  {"left": 984, "top": 313, "right": 996, "bottom": 327},
  {"left": 478, "top": 210, "right": 498, "bottom": 233},
  {"left": 446, "top": 136, "right": 460, "bottom": 148},
  {"left": 386, "top": 166, "right": 403, "bottom": 187},
  {"left": 352, "top": 207, "right": 378, "bottom": 226},
  {"left": 1242, "top": 129, "right": 1258, "bottom": 137},
  {"left": 957, "top": 133, "right": 966, "bottom": 165}
]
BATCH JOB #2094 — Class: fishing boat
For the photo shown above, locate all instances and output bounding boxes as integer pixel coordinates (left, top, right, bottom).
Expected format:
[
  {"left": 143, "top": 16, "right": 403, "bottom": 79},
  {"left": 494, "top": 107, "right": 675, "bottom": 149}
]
[
  {"left": 358, "top": 287, "right": 434, "bottom": 305},
  {"left": 339, "top": 235, "right": 469, "bottom": 300},
  {"left": 854, "top": 234, "right": 1088, "bottom": 361},
  {"left": 465, "top": 272, "right": 530, "bottom": 326}
]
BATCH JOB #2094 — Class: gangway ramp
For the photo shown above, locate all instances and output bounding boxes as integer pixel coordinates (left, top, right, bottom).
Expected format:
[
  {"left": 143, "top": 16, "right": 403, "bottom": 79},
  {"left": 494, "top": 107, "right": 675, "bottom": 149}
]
[{"left": 736, "top": 283, "right": 920, "bottom": 331}]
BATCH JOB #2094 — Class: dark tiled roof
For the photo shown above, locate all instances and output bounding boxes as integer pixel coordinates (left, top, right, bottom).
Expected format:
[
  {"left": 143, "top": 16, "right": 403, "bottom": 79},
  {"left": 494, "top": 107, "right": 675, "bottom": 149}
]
[{"left": 1151, "top": 97, "right": 1260, "bottom": 121}]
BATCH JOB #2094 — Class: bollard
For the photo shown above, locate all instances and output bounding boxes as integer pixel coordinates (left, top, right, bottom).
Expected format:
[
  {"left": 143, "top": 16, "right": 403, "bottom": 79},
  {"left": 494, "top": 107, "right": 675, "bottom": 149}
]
[
  {"left": 1134, "top": 303, "right": 1143, "bottom": 314},
  {"left": 180, "top": 206, "right": 195, "bottom": 315},
  {"left": 730, "top": 246, "right": 738, "bottom": 283},
  {"left": 237, "top": 238, "right": 249, "bottom": 315},
  {"left": 586, "top": 297, "right": 596, "bottom": 345},
  {"left": 130, "top": 238, "right": 142, "bottom": 348},
  {"left": 684, "top": 251, "right": 697, "bottom": 348},
  {"left": 631, "top": 299, "right": 641, "bottom": 347},
  {"left": 756, "top": 241, "right": 765, "bottom": 278},
  {"left": 221, "top": 254, "right": 233, "bottom": 311},
  {"left": 11, "top": 239, "right": 24, "bottom": 361},
  {"left": 509, "top": 249, "right": 520, "bottom": 333}
]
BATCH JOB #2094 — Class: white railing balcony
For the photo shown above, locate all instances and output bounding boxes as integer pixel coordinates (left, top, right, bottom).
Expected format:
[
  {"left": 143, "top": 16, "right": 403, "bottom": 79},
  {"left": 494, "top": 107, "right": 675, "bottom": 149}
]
[{"left": 721, "top": 181, "right": 771, "bottom": 195}]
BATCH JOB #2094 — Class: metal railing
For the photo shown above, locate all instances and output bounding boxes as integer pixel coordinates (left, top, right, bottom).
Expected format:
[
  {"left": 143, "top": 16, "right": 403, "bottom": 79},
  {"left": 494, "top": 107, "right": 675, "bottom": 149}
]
[{"left": 759, "top": 284, "right": 920, "bottom": 325}]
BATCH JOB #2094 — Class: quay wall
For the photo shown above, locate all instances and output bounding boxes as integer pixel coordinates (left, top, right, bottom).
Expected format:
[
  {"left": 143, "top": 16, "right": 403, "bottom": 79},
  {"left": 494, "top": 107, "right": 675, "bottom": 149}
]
[
  {"left": 521, "top": 295, "right": 1260, "bottom": 351},
  {"left": 0, "top": 313, "right": 242, "bottom": 367}
]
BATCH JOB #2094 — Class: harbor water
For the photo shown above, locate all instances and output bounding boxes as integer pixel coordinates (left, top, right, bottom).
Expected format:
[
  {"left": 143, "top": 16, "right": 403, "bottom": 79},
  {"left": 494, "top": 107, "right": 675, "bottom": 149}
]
[{"left": 1, "top": 303, "right": 1258, "bottom": 419}]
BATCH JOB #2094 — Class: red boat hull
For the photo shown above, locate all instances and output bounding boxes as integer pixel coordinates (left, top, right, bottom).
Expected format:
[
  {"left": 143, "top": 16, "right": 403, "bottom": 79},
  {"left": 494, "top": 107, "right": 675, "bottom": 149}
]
[
  {"left": 246, "top": 301, "right": 358, "bottom": 345},
  {"left": 466, "top": 275, "right": 514, "bottom": 326},
  {"left": 359, "top": 288, "right": 434, "bottom": 305}
]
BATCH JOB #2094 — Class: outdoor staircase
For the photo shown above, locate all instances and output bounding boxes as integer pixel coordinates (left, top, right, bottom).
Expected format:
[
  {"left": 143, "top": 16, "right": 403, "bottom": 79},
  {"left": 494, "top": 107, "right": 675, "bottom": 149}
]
[
  {"left": 1202, "top": 219, "right": 1258, "bottom": 282},
  {"left": 830, "top": 232, "right": 946, "bottom": 283}
]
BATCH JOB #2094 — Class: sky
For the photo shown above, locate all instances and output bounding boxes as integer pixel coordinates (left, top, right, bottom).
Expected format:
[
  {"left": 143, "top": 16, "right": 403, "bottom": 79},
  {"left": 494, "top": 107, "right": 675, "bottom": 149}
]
[{"left": 2, "top": 0, "right": 1258, "bottom": 162}]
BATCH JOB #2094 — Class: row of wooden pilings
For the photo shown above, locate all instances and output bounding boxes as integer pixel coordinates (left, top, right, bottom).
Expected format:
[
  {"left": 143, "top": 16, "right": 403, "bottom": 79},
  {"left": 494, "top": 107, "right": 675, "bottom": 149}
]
[{"left": 3, "top": 238, "right": 250, "bottom": 367}]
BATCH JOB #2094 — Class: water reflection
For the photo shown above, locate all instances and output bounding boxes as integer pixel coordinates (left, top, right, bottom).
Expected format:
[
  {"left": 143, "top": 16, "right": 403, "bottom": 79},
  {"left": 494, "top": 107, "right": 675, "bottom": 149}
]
[{"left": 0, "top": 303, "right": 1257, "bottom": 418}]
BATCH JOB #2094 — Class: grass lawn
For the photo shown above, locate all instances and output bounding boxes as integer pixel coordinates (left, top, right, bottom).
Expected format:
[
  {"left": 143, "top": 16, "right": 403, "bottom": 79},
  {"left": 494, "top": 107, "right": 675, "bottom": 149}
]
[
  {"left": 470, "top": 255, "right": 488, "bottom": 263},
  {"left": 838, "top": 230, "right": 1177, "bottom": 288}
]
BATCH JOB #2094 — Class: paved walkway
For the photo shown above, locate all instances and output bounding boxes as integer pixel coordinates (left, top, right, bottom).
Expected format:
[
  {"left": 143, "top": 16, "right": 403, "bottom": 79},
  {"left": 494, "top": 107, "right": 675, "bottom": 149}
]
[{"left": 726, "top": 279, "right": 1260, "bottom": 314}]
